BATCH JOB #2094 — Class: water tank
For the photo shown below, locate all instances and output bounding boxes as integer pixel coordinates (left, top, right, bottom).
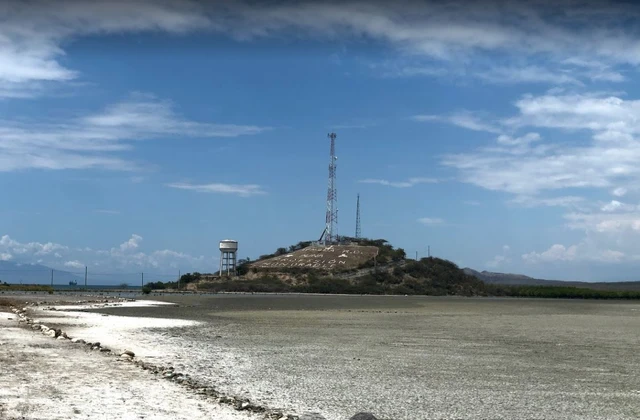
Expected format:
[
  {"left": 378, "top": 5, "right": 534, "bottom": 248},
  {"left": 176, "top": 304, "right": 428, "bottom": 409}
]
[{"left": 219, "top": 240, "right": 238, "bottom": 251}]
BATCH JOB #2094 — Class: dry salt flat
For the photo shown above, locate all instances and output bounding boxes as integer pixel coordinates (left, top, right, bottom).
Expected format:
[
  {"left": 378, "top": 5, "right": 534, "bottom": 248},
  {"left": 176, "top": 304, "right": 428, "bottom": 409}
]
[
  {"left": 0, "top": 300, "right": 269, "bottom": 420},
  {"left": 5, "top": 294, "right": 640, "bottom": 420}
]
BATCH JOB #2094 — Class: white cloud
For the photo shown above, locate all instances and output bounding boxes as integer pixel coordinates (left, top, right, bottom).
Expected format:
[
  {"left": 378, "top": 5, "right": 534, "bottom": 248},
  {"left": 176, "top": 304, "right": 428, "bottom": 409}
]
[
  {"left": 0, "top": 233, "right": 213, "bottom": 272},
  {"left": 0, "top": 0, "right": 210, "bottom": 97},
  {"left": 522, "top": 244, "right": 578, "bottom": 263},
  {"left": 486, "top": 245, "right": 511, "bottom": 268},
  {"left": 358, "top": 177, "right": 438, "bottom": 188},
  {"left": 119, "top": 234, "right": 143, "bottom": 252},
  {"left": 612, "top": 187, "right": 628, "bottom": 197},
  {"left": 0, "top": 234, "right": 68, "bottom": 256},
  {"left": 417, "top": 217, "right": 444, "bottom": 226},
  {"left": 0, "top": 93, "right": 268, "bottom": 171},
  {"left": 64, "top": 260, "right": 84, "bottom": 269},
  {"left": 601, "top": 200, "right": 624, "bottom": 212},
  {"left": 167, "top": 182, "right": 266, "bottom": 197},
  {"left": 522, "top": 243, "right": 625, "bottom": 264}
]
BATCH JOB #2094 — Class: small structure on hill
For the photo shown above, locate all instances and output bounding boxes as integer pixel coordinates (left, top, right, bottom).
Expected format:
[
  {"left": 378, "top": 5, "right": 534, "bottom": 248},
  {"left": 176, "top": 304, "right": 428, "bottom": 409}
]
[{"left": 219, "top": 239, "right": 238, "bottom": 276}]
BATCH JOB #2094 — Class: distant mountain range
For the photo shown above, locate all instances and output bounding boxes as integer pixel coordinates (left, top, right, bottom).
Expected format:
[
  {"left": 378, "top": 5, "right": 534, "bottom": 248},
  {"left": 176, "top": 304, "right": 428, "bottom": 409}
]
[
  {"left": 0, "top": 261, "right": 83, "bottom": 285},
  {"left": 463, "top": 268, "right": 640, "bottom": 292}
]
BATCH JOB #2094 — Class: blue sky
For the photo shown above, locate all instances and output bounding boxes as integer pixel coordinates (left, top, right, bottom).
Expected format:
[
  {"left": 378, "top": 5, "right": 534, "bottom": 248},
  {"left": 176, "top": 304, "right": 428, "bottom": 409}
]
[{"left": 3, "top": 0, "right": 640, "bottom": 282}]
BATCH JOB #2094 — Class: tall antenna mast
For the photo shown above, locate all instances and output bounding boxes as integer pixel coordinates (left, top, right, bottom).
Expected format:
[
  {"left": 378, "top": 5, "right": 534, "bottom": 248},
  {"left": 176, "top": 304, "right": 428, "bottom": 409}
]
[
  {"left": 324, "top": 132, "right": 338, "bottom": 244},
  {"left": 355, "top": 193, "right": 361, "bottom": 239}
]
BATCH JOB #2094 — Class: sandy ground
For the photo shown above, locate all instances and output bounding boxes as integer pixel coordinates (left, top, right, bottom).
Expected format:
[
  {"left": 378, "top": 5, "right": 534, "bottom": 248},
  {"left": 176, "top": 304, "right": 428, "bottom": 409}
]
[{"left": 0, "top": 301, "right": 263, "bottom": 420}]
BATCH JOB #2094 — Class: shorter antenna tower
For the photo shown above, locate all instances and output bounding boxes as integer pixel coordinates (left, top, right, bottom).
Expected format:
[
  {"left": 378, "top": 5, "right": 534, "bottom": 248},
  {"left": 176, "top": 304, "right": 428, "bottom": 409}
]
[{"left": 355, "top": 193, "right": 361, "bottom": 239}]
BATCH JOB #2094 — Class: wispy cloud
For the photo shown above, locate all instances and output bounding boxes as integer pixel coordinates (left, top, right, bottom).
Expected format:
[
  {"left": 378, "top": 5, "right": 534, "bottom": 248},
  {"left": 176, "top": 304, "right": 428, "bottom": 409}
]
[
  {"left": 0, "top": 92, "right": 268, "bottom": 172},
  {"left": 417, "top": 217, "right": 444, "bottom": 226},
  {"left": 359, "top": 177, "right": 438, "bottom": 188},
  {"left": 412, "top": 112, "right": 501, "bottom": 134},
  {"left": 509, "top": 195, "right": 585, "bottom": 208},
  {"left": 167, "top": 182, "right": 267, "bottom": 197},
  {"left": 443, "top": 92, "right": 640, "bottom": 195},
  {"left": 3, "top": 1, "right": 640, "bottom": 98}
]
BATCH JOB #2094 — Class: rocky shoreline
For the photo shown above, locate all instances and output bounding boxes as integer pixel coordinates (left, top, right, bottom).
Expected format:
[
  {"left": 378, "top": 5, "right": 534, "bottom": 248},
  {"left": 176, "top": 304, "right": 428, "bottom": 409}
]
[{"left": 6, "top": 297, "right": 380, "bottom": 420}]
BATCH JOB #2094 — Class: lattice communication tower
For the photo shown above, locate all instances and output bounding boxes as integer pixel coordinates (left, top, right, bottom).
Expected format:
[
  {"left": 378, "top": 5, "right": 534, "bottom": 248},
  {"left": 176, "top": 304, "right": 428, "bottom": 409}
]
[{"left": 324, "top": 132, "right": 338, "bottom": 244}]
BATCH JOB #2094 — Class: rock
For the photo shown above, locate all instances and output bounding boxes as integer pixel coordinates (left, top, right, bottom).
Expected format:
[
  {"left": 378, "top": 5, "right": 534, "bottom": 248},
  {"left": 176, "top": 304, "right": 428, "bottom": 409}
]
[
  {"left": 57, "top": 336, "right": 66, "bottom": 340},
  {"left": 122, "top": 350, "right": 135, "bottom": 357},
  {"left": 46, "top": 330, "right": 56, "bottom": 337},
  {"left": 120, "top": 354, "right": 133, "bottom": 361},
  {"left": 93, "top": 342, "right": 100, "bottom": 347},
  {"left": 99, "top": 348, "right": 111, "bottom": 353},
  {"left": 164, "top": 372, "right": 175, "bottom": 379},
  {"left": 54, "top": 329, "right": 62, "bottom": 338},
  {"left": 62, "top": 332, "right": 70, "bottom": 339},
  {"left": 349, "top": 414, "right": 378, "bottom": 420},
  {"left": 92, "top": 346, "right": 100, "bottom": 351},
  {"left": 300, "top": 413, "right": 327, "bottom": 420}
]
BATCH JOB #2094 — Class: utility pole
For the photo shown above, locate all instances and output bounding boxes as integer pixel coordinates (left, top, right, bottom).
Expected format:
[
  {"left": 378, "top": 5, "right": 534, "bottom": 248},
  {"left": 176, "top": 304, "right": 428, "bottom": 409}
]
[
  {"left": 84, "top": 266, "right": 88, "bottom": 289},
  {"left": 416, "top": 251, "right": 418, "bottom": 260},
  {"left": 428, "top": 246, "right": 431, "bottom": 258},
  {"left": 141, "top": 272, "right": 144, "bottom": 288},
  {"left": 178, "top": 270, "right": 181, "bottom": 290},
  {"left": 355, "top": 193, "right": 361, "bottom": 239},
  {"left": 50, "top": 269, "right": 53, "bottom": 287}
]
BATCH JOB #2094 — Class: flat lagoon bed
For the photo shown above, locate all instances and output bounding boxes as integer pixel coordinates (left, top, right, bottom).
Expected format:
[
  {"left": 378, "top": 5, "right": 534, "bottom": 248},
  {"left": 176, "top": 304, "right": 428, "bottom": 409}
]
[{"left": 78, "top": 294, "right": 640, "bottom": 419}]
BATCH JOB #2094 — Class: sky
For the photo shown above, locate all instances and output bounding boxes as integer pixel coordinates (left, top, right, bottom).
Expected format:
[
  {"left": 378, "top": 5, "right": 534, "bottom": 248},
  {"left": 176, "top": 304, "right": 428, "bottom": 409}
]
[{"left": 3, "top": 0, "right": 640, "bottom": 282}]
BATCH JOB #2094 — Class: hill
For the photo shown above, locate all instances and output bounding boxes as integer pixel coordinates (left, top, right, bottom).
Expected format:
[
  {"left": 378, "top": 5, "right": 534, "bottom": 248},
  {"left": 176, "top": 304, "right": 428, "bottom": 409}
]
[
  {"left": 0, "top": 261, "right": 82, "bottom": 285},
  {"left": 193, "top": 238, "right": 488, "bottom": 296},
  {"left": 463, "top": 268, "right": 640, "bottom": 291}
]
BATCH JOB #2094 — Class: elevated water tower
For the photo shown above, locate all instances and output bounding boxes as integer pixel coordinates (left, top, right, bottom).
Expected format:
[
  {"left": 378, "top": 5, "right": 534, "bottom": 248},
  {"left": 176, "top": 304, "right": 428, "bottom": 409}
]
[{"left": 219, "top": 239, "right": 238, "bottom": 276}]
